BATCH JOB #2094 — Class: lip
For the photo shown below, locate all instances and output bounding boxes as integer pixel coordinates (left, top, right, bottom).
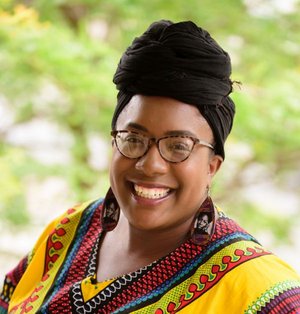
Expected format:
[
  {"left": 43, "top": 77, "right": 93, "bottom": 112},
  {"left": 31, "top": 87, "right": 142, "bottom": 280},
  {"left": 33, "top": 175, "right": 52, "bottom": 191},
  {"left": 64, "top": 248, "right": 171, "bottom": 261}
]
[
  {"left": 129, "top": 180, "right": 173, "bottom": 189},
  {"left": 127, "top": 180, "right": 174, "bottom": 205},
  {"left": 132, "top": 190, "right": 172, "bottom": 206}
]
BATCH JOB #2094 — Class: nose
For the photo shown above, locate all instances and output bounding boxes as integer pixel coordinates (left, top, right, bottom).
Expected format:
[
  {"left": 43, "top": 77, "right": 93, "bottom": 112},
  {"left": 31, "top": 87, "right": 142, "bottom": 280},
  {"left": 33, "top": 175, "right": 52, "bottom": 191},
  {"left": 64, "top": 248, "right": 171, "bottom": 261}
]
[{"left": 135, "top": 144, "right": 169, "bottom": 176}]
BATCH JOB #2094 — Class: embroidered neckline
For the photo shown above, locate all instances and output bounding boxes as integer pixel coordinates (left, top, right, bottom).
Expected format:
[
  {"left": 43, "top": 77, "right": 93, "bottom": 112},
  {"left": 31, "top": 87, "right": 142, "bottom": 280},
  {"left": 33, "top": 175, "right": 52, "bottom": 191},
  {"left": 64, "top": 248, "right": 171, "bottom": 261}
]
[{"left": 90, "top": 206, "right": 226, "bottom": 285}]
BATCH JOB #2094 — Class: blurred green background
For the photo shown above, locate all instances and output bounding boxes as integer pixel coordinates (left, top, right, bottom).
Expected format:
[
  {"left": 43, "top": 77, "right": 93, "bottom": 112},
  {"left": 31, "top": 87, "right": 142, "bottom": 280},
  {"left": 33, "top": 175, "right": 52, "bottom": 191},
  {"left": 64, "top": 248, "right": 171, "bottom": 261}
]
[{"left": 0, "top": 0, "right": 300, "bottom": 276}]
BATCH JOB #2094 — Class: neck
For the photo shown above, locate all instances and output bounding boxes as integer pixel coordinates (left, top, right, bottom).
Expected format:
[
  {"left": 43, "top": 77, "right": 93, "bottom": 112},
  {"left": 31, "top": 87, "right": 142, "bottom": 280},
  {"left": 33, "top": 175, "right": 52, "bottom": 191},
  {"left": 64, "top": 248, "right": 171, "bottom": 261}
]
[
  {"left": 110, "top": 211, "right": 192, "bottom": 261},
  {"left": 97, "top": 211, "right": 194, "bottom": 282}
]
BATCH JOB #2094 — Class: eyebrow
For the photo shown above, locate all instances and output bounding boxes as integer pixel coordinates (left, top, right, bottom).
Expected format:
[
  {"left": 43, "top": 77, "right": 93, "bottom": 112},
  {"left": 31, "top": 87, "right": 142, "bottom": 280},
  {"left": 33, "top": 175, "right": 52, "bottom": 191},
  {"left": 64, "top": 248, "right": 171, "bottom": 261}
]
[
  {"left": 126, "top": 122, "right": 148, "bottom": 132},
  {"left": 125, "top": 122, "right": 198, "bottom": 138}
]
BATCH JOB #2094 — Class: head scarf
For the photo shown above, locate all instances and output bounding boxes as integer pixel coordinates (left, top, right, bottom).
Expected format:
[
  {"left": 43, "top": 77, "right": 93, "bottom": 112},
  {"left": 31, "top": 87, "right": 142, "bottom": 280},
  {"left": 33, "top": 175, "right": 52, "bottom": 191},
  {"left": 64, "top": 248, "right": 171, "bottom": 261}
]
[{"left": 112, "top": 20, "right": 235, "bottom": 159}]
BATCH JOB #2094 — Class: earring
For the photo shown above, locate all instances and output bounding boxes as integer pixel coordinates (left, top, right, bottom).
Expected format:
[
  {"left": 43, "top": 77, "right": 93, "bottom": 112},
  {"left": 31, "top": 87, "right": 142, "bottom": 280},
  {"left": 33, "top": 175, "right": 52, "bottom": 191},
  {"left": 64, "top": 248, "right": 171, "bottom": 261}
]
[
  {"left": 206, "top": 184, "right": 211, "bottom": 197},
  {"left": 101, "top": 188, "right": 120, "bottom": 232},
  {"left": 190, "top": 195, "right": 216, "bottom": 245}
]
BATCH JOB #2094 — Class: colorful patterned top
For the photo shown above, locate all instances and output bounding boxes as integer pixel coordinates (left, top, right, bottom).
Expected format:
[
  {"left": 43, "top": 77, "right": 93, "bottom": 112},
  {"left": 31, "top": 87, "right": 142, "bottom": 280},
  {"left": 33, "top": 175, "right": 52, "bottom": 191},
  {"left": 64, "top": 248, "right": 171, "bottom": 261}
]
[{"left": 1, "top": 198, "right": 300, "bottom": 313}]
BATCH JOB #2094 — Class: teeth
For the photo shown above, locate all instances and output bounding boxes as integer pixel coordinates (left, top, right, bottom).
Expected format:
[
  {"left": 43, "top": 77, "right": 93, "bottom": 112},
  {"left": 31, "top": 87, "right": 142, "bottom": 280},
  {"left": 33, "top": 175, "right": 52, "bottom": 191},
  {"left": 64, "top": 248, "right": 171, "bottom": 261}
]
[{"left": 134, "top": 184, "right": 170, "bottom": 199}]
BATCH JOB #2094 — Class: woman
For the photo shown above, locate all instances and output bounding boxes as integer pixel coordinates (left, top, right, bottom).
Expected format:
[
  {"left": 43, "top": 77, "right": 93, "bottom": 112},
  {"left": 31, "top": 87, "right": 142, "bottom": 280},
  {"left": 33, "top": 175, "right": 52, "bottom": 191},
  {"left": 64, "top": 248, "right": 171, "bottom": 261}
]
[{"left": 1, "top": 20, "right": 300, "bottom": 314}]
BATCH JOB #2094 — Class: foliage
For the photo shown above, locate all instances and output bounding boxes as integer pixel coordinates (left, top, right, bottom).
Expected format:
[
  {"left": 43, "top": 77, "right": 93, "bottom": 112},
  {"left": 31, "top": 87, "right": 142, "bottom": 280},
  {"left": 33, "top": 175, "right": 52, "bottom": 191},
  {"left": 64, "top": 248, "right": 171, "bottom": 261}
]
[
  {"left": 0, "top": 145, "right": 29, "bottom": 225},
  {"left": 0, "top": 0, "right": 299, "bottom": 244}
]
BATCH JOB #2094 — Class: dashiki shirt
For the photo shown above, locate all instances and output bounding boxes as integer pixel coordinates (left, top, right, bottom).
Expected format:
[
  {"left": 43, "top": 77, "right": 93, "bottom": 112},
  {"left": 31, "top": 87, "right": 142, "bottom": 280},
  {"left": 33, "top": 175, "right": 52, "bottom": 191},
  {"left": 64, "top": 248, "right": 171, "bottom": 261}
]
[{"left": 1, "top": 198, "right": 300, "bottom": 313}]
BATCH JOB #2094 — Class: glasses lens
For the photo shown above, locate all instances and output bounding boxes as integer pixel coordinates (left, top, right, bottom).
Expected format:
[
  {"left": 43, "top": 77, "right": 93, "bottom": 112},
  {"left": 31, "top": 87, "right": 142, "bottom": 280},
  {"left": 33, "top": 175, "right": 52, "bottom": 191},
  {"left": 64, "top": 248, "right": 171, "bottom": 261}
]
[
  {"left": 115, "top": 132, "right": 147, "bottom": 158},
  {"left": 159, "top": 137, "right": 194, "bottom": 162}
]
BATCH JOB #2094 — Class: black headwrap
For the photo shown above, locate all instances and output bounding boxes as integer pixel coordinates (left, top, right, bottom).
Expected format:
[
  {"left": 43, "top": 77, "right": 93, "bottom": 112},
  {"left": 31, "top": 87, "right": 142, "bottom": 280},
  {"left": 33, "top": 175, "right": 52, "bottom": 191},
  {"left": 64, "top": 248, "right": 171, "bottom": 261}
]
[{"left": 112, "top": 20, "right": 235, "bottom": 159}]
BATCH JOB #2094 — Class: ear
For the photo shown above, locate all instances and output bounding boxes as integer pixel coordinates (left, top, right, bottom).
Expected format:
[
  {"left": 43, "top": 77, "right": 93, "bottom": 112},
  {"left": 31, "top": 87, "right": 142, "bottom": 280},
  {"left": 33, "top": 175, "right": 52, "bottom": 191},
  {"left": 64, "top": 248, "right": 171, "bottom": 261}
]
[{"left": 208, "top": 154, "right": 223, "bottom": 177}]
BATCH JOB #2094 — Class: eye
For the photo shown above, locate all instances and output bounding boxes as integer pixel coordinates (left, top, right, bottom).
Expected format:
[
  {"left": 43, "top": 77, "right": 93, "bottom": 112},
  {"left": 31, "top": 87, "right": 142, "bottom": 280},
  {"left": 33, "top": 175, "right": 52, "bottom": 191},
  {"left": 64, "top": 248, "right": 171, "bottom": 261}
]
[
  {"left": 168, "top": 139, "right": 192, "bottom": 152},
  {"left": 124, "top": 134, "right": 143, "bottom": 143},
  {"left": 116, "top": 132, "right": 147, "bottom": 158},
  {"left": 171, "top": 142, "right": 190, "bottom": 151}
]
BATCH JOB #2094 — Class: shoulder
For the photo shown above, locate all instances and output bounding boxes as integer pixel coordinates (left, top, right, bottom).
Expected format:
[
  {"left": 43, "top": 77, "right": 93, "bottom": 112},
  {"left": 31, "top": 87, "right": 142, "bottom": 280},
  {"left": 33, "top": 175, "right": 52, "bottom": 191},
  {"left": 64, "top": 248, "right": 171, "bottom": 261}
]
[
  {"left": 227, "top": 249, "right": 300, "bottom": 312},
  {"left": 53, "top": 197, "right": 104, "bottom": 225},
  {"left": 189, "top": 241, "right": 300, "bottom": 312},
  {"left": 0, "top": 198, "right": 105, "bottom": 312},
  {"left": 214, "top": 207, "right": 299, "bottom": 283},
  {"left": 210, "top": 208, "right": 300, "bottom": 311},
  {"left": 32, "top": 197, "right": 104, "bottom": 253}
]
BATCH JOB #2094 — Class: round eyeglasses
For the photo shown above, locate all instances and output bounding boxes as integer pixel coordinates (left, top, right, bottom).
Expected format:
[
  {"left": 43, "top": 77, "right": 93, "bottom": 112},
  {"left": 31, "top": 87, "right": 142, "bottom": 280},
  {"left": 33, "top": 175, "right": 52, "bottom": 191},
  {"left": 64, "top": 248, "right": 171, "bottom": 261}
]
[{"left": 111, "top": 130, "right": 214, "bottom": 163}]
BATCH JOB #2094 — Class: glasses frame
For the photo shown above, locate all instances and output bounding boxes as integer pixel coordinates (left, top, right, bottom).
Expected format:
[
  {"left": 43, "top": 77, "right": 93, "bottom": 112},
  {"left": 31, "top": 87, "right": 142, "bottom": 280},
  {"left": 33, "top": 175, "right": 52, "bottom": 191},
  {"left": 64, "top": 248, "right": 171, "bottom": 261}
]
[{"left": 111, "top": 130, "right": 214, "bottom": 163}]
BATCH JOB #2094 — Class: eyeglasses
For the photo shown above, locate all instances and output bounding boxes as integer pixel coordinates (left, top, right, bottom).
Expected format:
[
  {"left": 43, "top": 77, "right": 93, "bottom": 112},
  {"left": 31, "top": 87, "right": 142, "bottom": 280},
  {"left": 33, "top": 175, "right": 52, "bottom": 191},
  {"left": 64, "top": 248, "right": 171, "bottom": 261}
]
[{"left": 111, "top": 130, "right": 214, "bottom": 163}]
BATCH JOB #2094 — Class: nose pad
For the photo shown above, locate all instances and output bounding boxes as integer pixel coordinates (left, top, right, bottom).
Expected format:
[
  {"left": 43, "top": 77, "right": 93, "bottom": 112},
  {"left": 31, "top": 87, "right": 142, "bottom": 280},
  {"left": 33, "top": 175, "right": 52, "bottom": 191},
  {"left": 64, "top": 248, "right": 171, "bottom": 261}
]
[{"left": 135, "top": 144, "right": 168, "bottom": 176}]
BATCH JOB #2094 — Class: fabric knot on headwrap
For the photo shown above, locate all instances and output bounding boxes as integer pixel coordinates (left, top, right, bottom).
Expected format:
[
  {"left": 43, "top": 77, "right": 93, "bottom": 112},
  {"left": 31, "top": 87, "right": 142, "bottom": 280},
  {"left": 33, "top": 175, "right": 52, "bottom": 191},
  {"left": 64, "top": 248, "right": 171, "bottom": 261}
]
[{"left": 112, "top": 20, "right": 235, "bottom": 159}]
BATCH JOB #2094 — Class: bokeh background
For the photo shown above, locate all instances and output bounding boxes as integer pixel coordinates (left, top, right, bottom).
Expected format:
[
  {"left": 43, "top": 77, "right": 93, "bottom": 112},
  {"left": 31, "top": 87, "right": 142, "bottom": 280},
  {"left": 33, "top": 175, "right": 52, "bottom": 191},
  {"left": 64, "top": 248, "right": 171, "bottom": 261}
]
[{"left": 1, "top": 0, "right": 300, "bottom": 283}]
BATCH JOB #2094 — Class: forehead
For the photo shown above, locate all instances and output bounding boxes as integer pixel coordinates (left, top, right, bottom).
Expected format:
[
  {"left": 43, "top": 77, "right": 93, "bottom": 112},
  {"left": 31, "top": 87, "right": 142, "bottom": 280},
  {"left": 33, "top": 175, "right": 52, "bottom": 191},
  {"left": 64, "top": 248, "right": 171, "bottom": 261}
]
[{"left": 116, "top": 95, "right": 213, "bottom": 138}]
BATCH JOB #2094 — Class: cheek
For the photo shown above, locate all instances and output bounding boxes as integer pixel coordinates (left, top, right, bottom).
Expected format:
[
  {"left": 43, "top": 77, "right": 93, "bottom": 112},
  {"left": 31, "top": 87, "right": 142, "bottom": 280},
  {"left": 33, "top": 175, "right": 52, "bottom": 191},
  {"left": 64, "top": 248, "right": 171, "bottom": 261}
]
[
  {"left": 175, "top": 160, "right": 210, "bottom": 202},
  {"left": 109, "top": 150, "right": 135, "bottom": 188},
  {"left": 109, "top": 151, "right": 124, "bottom": 188},
  {"left": 110, "top": 145, "right": 129, "bottom": 169},
  {"left": 179, "top": 159, "right": 209, "bottom": 184}
]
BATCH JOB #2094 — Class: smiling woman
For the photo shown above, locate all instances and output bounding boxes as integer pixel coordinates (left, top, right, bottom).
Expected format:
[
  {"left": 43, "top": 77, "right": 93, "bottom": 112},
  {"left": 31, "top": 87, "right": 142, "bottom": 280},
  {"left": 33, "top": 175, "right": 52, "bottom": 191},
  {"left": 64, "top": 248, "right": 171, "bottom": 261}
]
[
  {"left": 107, "top": 95, "right": 220, "bottom": 238},
  {"left": 1, "top": 20, "right": 300, "bottom": 314}
]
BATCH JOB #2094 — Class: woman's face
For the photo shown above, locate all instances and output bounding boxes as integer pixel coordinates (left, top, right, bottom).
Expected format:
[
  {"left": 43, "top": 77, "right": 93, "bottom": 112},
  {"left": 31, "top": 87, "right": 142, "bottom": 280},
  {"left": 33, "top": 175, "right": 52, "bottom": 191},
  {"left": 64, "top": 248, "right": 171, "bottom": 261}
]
[
  {"left": 110, "top": 95, "right": 222, "bottom": 233},
  {"left": 198, "top": 214, "right": 209, "bottom": 228}
]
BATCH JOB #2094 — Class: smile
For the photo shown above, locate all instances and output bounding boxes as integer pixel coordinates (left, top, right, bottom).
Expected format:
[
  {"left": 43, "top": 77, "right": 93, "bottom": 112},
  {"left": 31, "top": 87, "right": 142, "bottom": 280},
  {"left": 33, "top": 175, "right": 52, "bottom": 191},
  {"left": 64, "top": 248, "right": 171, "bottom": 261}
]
[{"left": 133, "top": 184, "right": 170, "bottom": 199}]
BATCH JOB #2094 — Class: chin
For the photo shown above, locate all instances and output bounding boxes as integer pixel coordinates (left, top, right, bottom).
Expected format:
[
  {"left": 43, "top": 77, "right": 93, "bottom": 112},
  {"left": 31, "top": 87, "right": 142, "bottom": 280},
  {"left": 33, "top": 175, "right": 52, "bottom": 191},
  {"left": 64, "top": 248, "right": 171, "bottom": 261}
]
[{"left": 125, "top": 208, "right": 167, "bottom": 231}]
